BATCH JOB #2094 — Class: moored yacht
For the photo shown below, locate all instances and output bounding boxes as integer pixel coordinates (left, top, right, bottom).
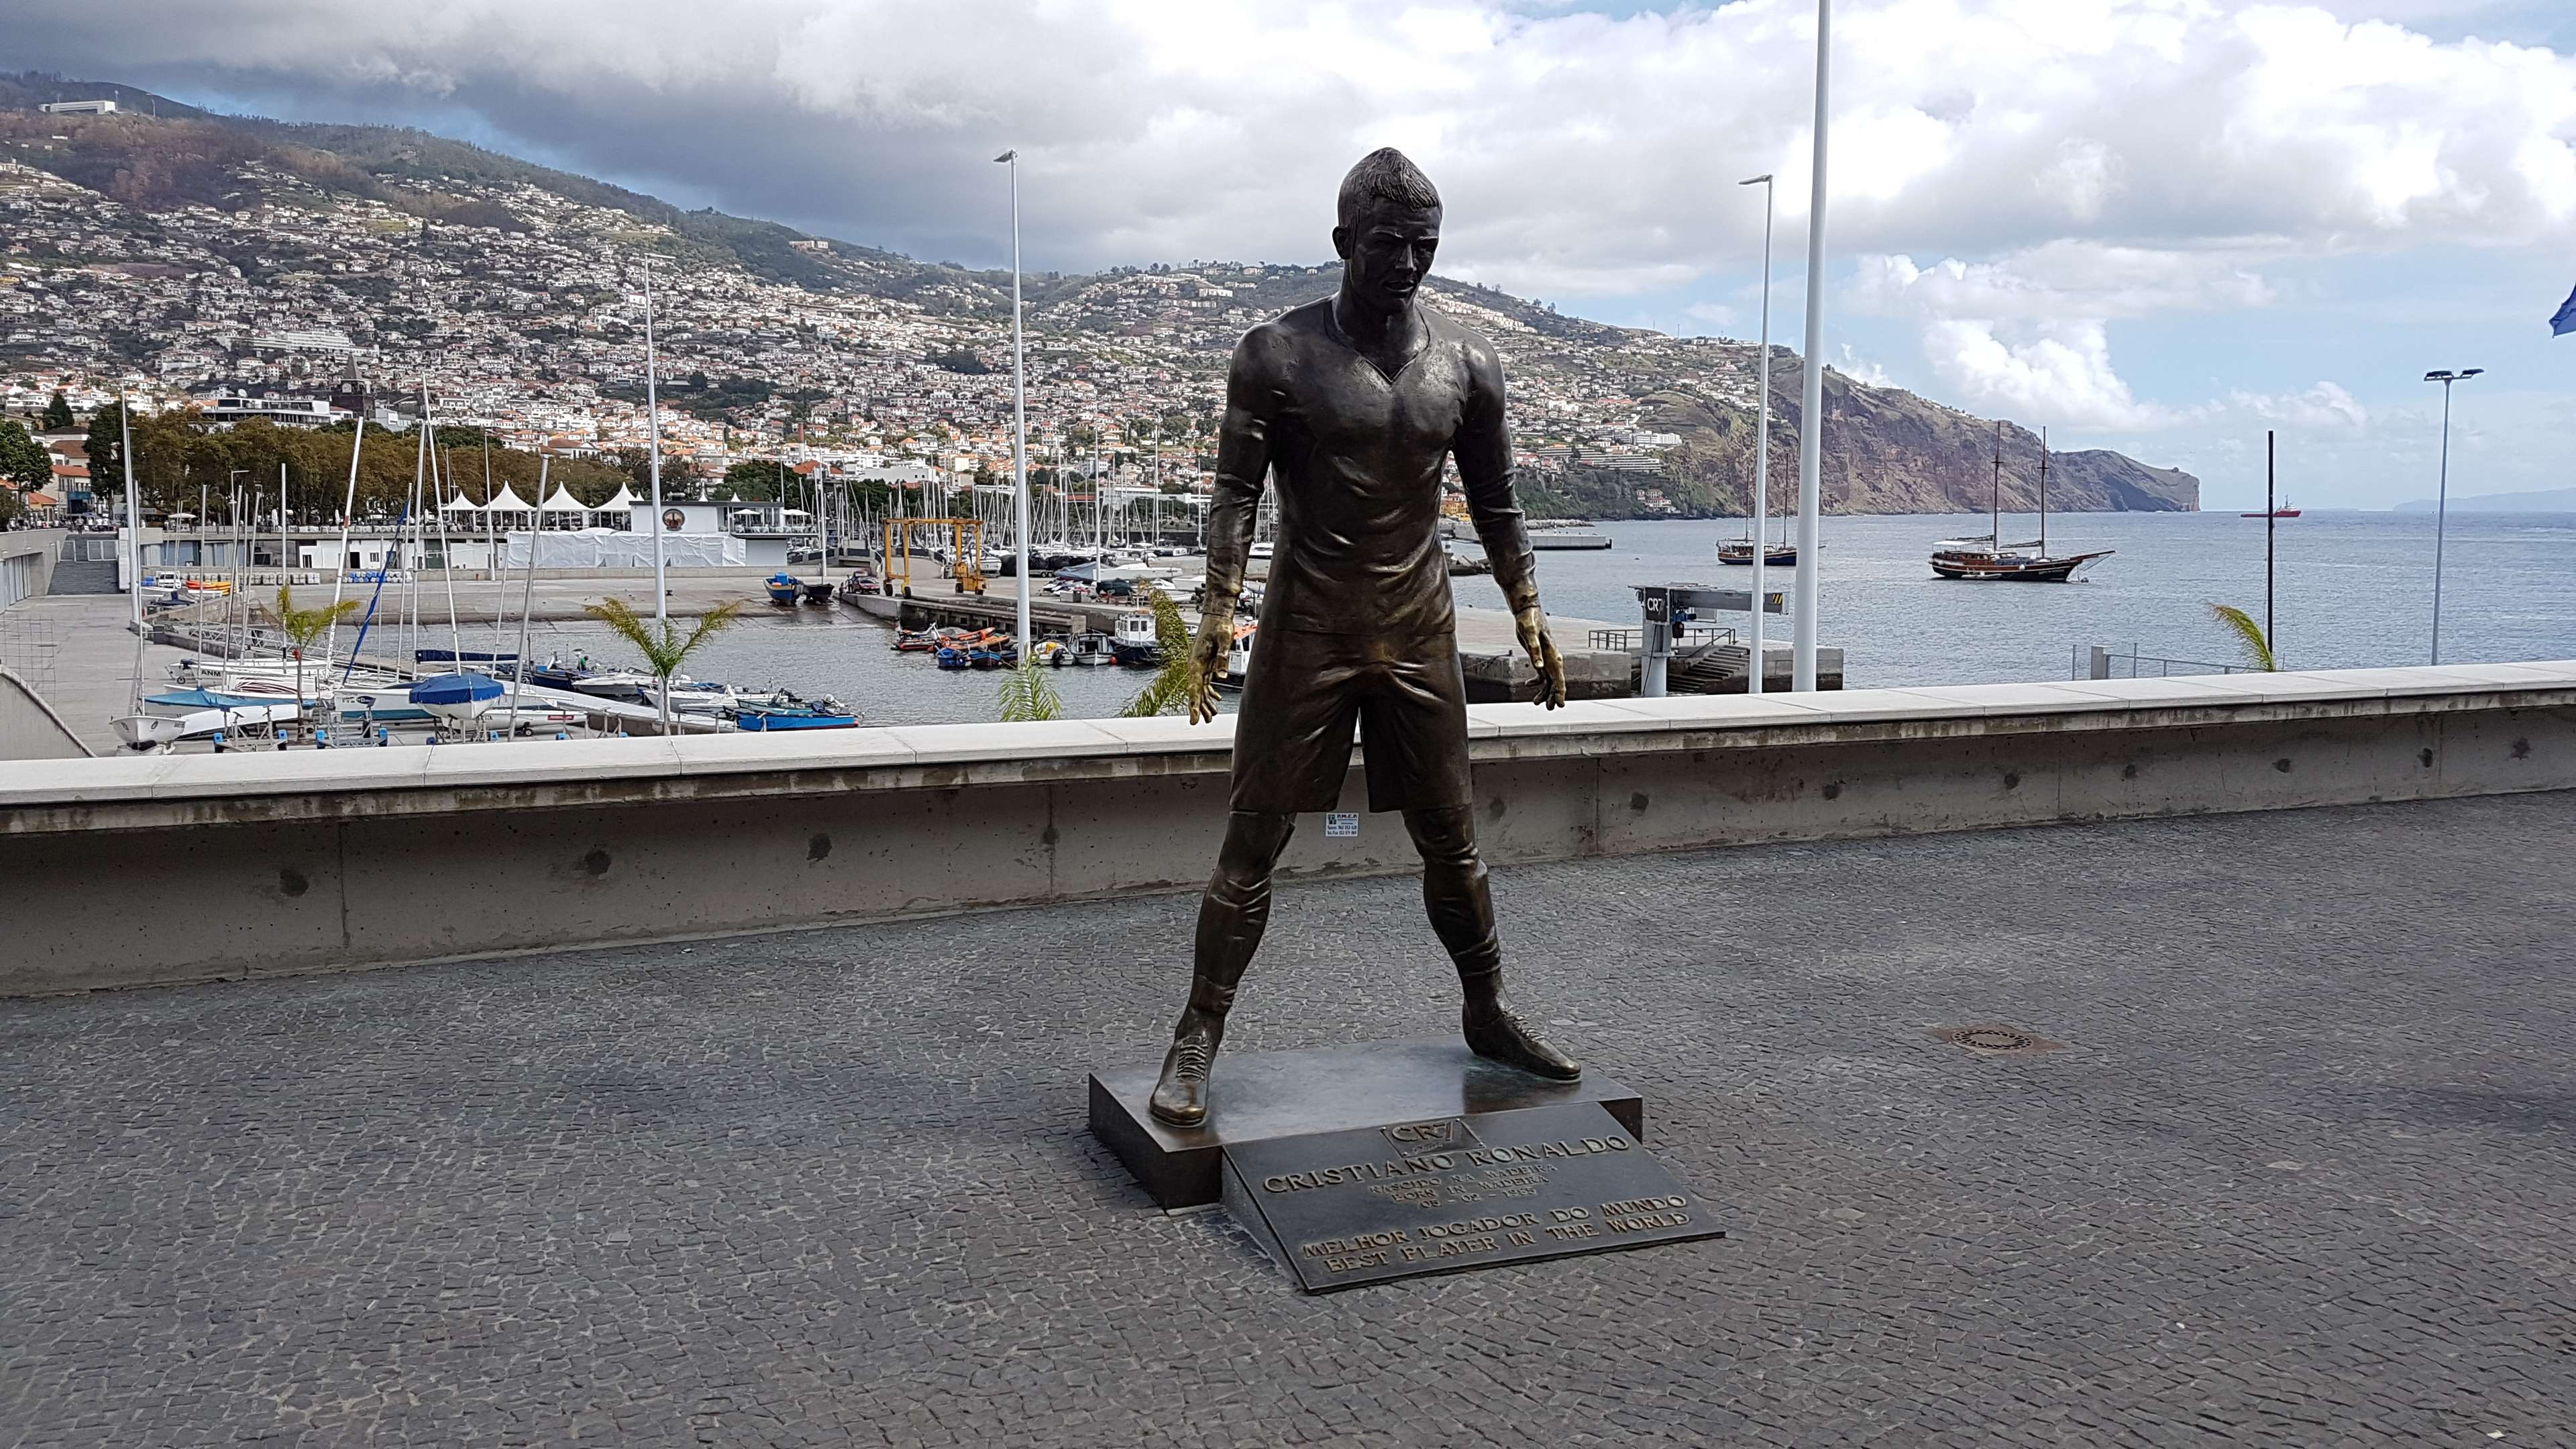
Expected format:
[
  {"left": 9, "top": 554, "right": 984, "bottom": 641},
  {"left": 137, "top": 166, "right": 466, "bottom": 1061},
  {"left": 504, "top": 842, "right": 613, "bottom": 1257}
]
[{"left": 1110, "top": 611, "right": 1164, "bottom": 667}]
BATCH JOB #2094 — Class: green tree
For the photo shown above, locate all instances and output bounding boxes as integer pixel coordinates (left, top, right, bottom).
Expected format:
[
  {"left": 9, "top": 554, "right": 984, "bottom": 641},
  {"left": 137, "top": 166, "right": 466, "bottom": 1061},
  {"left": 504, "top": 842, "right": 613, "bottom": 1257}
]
[
  {"left": 0, "top": 419, "right": 51, "bottom": 492},
  {"left": 998, "top": 658, "right": 1063, "bottom": 722},
  {"left": 84, "top": 400, "right": 127, "bottom": 496},
  {"left": 2208, "top": 603, "right": 2278, "bottom": 672},
  {"left": 722, "top": 460, "right": 780, "bottom": 501},
  {"left": 580, "top": 596, "right": 745, "bottom": 733},
  {"left": 41, "top": 390, "right": 75, "bottom": 431},
  {"left": 260, "top": 585, "right": 362, "bottom": 711}
]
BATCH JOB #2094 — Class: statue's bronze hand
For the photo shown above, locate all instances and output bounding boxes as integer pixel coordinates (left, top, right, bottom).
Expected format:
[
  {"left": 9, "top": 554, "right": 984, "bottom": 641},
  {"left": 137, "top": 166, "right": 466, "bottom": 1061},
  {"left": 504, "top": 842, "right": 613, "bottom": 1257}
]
[
  {"left": 1186, "top": 614, "right": 1233, "bottom": 724},
  {"left": 1515, "top": 606, "right": 1567, "bottom": 710}
]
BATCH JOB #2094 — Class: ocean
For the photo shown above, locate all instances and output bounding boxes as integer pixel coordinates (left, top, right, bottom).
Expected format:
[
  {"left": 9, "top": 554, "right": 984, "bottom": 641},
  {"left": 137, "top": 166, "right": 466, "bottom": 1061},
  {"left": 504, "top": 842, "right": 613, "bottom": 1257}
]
[{"left": 510, "top": 511, "right": 2576, "bottom": 727}]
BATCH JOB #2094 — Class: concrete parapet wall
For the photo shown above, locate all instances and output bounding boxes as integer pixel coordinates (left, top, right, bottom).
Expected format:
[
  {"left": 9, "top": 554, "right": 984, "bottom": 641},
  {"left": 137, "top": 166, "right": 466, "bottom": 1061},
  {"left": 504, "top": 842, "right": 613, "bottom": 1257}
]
[
  {"left": 3, "top": 661, "right": 2573, "bottom": 996},
  {"left": 1, "top": 529, "right": 62, "bottom": 608},
  {"left": 0, "top": 665, "right": 90, "bottom": 760}
]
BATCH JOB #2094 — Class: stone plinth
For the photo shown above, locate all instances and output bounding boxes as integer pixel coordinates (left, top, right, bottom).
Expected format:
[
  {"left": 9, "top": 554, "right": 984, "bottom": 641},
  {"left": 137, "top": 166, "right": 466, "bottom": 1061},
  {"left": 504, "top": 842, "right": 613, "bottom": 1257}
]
[{"left": 1086, "top": 1037, "right": 1644, "bottom": 1209}]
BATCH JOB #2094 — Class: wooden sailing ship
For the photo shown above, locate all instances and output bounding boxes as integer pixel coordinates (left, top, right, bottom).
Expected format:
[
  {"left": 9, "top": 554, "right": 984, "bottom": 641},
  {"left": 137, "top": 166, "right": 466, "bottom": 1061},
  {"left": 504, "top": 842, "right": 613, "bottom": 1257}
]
[{"left": 1929, "top": 425, "right": 2114, "bottom": 582}]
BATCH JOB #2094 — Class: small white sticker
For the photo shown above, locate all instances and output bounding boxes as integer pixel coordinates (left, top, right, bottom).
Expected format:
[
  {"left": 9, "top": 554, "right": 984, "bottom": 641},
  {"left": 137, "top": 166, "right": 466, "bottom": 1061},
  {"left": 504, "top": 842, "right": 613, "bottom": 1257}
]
[{"left": 1324, "top": 812, "right": 1360, "bottom": 838}]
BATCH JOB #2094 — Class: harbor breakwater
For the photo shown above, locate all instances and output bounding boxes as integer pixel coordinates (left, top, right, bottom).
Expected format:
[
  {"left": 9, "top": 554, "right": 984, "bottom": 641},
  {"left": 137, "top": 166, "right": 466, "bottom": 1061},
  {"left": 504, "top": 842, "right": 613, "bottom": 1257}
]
[{"left": 2, "top": 661, "right": 2569, "bottom": 996}]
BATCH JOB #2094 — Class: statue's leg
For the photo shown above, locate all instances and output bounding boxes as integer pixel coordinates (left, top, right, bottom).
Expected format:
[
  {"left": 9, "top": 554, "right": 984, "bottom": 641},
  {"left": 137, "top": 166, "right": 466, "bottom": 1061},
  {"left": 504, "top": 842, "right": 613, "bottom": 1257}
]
[
  {"left": 1403, "top": 805, "right": 1581, "bottom": 1081},
  {"left": 1148, "top": 810, "right": 1297, "bottom": 1126}
]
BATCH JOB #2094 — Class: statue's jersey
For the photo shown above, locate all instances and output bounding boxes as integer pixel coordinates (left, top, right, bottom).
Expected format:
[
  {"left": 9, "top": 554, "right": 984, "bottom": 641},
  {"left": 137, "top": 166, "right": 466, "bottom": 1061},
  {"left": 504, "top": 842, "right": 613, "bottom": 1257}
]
[{"left": 1228, "top": 299, "right": 1517, "bottom": 641}]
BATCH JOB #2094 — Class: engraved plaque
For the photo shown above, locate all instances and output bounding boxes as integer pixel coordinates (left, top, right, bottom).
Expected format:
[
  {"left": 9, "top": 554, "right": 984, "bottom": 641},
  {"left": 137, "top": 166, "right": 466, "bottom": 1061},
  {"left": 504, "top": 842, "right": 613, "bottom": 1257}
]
[{"left": 1219, "top": 1100, "right": 1725, "bottom": 1293}]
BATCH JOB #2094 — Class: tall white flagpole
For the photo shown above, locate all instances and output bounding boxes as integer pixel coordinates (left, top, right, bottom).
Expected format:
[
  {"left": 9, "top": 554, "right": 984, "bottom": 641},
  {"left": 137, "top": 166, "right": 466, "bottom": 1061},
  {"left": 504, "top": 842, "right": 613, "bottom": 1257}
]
[{"left": 1792, "top": 0, "right": 1831, "bottom": 691}]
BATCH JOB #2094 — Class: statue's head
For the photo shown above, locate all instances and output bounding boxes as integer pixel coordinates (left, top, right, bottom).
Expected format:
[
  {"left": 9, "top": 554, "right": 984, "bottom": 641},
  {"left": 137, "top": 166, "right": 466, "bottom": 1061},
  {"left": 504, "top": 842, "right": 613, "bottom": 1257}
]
[{"left": 1332, "top": 148, "right": 1441, "bottom": 315}]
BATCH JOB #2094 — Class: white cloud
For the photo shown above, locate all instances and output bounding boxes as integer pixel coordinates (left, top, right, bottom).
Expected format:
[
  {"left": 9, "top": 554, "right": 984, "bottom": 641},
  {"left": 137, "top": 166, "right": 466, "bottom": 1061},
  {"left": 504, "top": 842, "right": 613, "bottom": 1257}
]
[
  {"left": 1833, "top": 344, "right": 1896, "bottom": 387},
  {"left": 20, "top": 0, "right": 2576, "bottom": 284},
  {"left": 1919, "top": 319, "right": 2184, "bottom": 429},
  {"left": 2233, "top": 380, "right": 2371, "bottom": 427},
  {"left": 1852, "top": 244, "right": 2277, "bottom": 322},
  {"left": 10, "top": 0, "right": 2565, "bottom": 499},
  {"left": 1681, "top": 301, "right": 1740, "bottom": 332},
  {"left": 1856, "top": 243, "right": 2385, "bottom": 432}
]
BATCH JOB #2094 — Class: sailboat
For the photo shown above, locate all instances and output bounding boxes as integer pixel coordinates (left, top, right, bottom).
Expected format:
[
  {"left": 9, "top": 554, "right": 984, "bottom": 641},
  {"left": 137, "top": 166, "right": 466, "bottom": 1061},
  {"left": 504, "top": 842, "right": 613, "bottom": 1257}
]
[
  {"left": 1718, "top": 455, "right": 1794, "bottom": 566},
  {"left": 1929, "top": 425, "right": 2115, "bottom": 582},
  {"left": 108, "top": 388, "right": 184, "bottom": 750}
]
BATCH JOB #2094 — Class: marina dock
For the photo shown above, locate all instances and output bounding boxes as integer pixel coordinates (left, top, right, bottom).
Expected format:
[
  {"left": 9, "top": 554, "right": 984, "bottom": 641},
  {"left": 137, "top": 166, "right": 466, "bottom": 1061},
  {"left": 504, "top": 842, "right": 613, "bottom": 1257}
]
[{"left": 11, "top": 554, "right": 1851, "bottom": 759}]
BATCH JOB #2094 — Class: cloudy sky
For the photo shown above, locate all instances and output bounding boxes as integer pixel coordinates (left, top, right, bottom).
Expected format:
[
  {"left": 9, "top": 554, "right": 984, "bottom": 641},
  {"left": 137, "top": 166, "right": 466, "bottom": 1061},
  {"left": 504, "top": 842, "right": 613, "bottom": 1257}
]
[{"left": 19, "top": 0, "right": 2576, "bottom": 507}]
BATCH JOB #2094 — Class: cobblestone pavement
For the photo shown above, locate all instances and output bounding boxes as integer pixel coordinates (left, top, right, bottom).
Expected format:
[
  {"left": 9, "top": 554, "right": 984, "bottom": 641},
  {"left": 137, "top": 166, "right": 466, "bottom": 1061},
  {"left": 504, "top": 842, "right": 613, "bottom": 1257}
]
[{"left": 6, "top": 793, "right": 2574, "bottom": 1447}]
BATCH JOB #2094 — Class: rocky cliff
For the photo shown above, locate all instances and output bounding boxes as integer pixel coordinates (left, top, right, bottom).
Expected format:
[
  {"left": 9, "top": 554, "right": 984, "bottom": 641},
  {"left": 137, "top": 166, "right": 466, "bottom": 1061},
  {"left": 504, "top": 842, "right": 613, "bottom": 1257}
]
[{"left": 1597, "top": 360, "right": 2197, "bottom": 519}]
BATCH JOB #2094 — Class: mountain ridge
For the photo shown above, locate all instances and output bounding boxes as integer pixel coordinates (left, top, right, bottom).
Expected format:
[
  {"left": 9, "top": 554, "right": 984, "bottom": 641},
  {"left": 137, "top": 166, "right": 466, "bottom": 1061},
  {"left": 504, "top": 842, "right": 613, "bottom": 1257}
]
[
  {"left": 2393, "top": 486, "right": 2576, "bottom": 514},
  {"left": 0, "top": 72, "right": 2197, "bottom": 517}
]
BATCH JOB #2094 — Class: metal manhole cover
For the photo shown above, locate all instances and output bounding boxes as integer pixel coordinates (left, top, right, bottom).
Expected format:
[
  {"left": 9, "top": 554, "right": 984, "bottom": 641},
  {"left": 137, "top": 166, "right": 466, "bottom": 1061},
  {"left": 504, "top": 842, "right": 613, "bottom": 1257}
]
[{"left": 1926, "top": 1024, "right": 2065, "bottom": 1057}]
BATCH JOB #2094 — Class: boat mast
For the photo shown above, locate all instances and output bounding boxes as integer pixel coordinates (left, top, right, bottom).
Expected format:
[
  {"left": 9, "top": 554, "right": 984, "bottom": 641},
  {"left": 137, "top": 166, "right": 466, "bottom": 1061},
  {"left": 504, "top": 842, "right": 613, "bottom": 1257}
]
[
  {"left": 2038, "top": 426, "right": 2049, "bottom": 557},
  {"left": 1990, "top": 421, "right": 2000, "bottom": 544},
  {"left": 233, "top": 476, "right": 249, "bottom": 661},
  {"left": 425, "top": 385, "right": 464, "bottom": 664},
  {"left": 504, "top": 457, "right": 546, "bottom": 729},
  {"left": 483, "top": 427, "right": 502, "bottom": 659},
  {"left": 276, "top": 462, "right": 287, "bottom": 660},
  {"left": 323, "top": 367, "right": 369, "bottom": 668}
]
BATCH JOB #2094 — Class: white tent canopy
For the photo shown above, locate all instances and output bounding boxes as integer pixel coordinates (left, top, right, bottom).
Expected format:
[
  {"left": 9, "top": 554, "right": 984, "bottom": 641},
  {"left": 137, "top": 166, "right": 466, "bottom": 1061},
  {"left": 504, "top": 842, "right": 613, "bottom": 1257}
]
[
  {"left": 484, "top": 484, "right": 533, "bottom": 514},
  {"left": 539, "top": 486, "right": 587, "bottom": 514},
  {"left": 439, "top": 493, "right": 483, "bottom": 513},
  {"left": 596, "top": 484, "right": 637, "bottom": 513}
]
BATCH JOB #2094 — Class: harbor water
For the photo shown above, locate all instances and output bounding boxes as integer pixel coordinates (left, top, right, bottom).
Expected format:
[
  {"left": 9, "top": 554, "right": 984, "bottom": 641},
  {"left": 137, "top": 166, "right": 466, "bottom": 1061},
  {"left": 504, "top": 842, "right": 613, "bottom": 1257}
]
[{"left": 500, "top": 511, "right": 2576, "bottom": 728}]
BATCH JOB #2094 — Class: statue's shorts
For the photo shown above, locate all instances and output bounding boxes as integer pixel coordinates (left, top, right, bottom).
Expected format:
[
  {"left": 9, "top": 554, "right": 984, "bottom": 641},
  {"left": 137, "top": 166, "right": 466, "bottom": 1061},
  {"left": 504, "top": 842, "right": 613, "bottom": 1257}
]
[{"left": 1228, "top": 625, "right": 1473, "bottom": 816}]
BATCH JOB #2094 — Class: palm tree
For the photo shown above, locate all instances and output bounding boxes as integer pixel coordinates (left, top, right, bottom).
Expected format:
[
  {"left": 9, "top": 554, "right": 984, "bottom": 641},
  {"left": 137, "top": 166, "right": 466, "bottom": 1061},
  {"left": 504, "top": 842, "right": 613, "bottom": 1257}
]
[
  {"left": 262, "top": 585, "right": 360, "bottom": 710},
  {"left": 998, "top": 658, "right": 1063, "bottom": 722},
  {"left": 2208, "top": 603, "right": 2279, "bottom": 672},
  {"left": 1121, "top": 583, "right": 1199, "bottom": 717},
  {"left": 582, "top": 596, "right": 746, "bottom": 733}
]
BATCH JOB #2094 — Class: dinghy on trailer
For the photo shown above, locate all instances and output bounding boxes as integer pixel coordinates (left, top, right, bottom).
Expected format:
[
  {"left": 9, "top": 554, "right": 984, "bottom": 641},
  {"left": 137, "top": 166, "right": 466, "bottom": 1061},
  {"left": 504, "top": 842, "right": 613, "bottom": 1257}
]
[{"left": 409, "top": 672, "right": 506, "bottom": 725}]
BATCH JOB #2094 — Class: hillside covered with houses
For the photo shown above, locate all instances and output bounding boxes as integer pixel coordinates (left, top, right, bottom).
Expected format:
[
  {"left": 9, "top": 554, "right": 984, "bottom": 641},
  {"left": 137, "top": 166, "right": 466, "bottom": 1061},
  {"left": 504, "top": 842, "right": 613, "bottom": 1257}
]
[{"left": 0, "top": 75, "right": 2196, "bottom": 524}]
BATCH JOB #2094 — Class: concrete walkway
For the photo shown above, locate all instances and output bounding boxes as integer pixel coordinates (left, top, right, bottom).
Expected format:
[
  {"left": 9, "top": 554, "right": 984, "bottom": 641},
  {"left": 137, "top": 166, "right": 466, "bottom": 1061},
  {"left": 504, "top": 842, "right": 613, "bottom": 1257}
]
[
  {"left": 0, "top": 594, "right": 195, "bottom": 755},
  {"left": 4, "top": 792, "right": 2573, "bottom": 1446}
]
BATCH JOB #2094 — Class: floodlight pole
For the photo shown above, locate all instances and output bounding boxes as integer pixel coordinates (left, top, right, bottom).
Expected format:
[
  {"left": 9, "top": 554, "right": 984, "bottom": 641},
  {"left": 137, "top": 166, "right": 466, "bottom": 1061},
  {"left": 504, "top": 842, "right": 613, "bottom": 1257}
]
[
  {"left": 1740, "top": 173, "right": 1774, "bottom": 696},
  {"left": 2422, "top": 367, "right": 2482, "bottom": 665},
  {"left": 644, "top": 258, "right": 667, "bottom": 623},
  {"left": 998, "top": 149, "right": 1031, "bottom": 649},
  {"left": 1792, "top": 0, "right": 1830, "bottom": 691}
]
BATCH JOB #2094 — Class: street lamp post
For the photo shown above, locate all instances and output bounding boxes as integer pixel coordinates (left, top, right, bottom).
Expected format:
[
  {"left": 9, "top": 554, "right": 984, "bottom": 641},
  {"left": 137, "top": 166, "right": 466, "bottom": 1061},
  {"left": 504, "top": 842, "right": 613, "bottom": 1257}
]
[
  {"left": 2422, "top": 367, "right": 2482, "bottom": 665},
  {"left": 643, "top": 258, "right": 667, "bottom": 623},
  {"left": 996, "top": 149, "right": 1032, "bottom": 652},
  {"left": 1791, "top": 0, "right": 1831, "bottom": 691},
  {"left": 1739, "top": 173, "right": 1775, "bottom": 696}
]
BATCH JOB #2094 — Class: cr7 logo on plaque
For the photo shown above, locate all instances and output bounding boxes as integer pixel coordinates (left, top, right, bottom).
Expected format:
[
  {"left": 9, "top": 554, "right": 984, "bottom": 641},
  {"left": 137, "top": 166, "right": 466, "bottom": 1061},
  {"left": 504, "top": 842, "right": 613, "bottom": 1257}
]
[{"left": 1381, "top": 1118, "right": 1467, "bottom": 1148}]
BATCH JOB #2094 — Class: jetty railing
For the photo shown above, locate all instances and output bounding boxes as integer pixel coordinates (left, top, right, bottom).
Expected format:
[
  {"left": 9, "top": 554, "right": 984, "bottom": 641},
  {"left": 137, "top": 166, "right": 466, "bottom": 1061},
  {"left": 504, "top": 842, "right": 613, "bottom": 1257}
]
[
  {"left": 2078, "top": 644, "right": 2248, "bottom": 680},
  {"left": 1590, "top": 624, "right": 1738, "bottom": 653}
]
